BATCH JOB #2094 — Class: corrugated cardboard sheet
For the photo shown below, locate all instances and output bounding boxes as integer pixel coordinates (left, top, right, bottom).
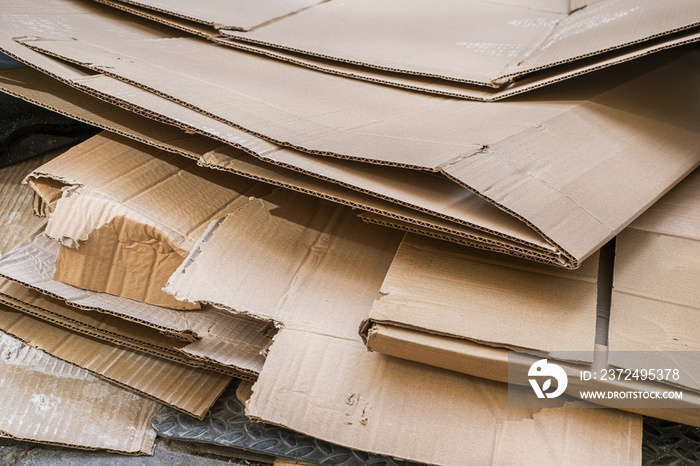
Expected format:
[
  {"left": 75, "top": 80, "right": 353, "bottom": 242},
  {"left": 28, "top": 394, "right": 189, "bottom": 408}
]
[
  {"left": 0, "top": 232, "right": 270, "bottom": 376},
  {"left": 219, "top": 0, "right": 700, "bottom": 92},
  {"left": 0, "top": 329, "right": 158, "bottom": 454},
  {"left": 609, "top": 167, "right": 700, "bottom": 387},
  {"left": 0, "top": 300, "right": 231, "bottom": 419},
  {"left": 2, "top": 0, "right": 699, "bottom": 269}
]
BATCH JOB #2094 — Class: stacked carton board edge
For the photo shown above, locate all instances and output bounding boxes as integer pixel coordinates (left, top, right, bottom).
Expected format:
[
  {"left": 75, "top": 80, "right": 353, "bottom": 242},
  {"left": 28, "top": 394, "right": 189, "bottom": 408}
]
[{"left": 0, "top": 0, "right": 699, "bottom": 463}]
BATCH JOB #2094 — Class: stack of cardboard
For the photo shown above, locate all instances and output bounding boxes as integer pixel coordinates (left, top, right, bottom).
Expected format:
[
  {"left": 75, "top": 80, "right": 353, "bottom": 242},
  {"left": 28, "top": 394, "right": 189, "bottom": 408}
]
[{"left": 0, "top": 0, "right": 699, "bottom": 463}]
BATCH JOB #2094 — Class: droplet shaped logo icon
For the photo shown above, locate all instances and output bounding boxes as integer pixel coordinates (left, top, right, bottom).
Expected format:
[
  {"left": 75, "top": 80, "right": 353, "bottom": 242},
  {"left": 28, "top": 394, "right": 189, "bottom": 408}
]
[{"left": 528, "top": 359, "right": 568, "bottom": 399}]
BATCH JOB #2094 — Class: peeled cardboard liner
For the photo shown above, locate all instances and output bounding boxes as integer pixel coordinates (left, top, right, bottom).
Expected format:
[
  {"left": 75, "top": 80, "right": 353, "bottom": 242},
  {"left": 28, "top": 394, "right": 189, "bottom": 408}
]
[
  {"left": 15, "top": 28, "right": 700, "bottom": 267},
  {"left": 0, "top": 232, "right": 271, "bottom": 376},
  {"left": 0, "top": 330, "right": 158, "bottom": 454},
  {"left": 25, "top": 132, "right": 273, "bottom": 308}
]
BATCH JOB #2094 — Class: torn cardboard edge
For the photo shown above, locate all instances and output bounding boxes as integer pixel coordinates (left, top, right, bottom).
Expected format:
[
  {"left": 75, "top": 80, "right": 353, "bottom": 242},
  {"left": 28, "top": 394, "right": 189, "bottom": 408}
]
[
  {"left": 363, "top": 324, "right": 700, "bottom": 428},
  {"left": 96, "top": 0, "right": 700, "bottom": 101},
  {"left": 24, "top": 133, "right": 274, "bottom": 310},
  {"left": 0, "top": 331, "right": 158, "bottom": 455},
  {"left": 13, "top": 32, "right": 700, "bottom": 270},
  {"left": 0, "top": 231, "right": 270, "bottom": 376},
  {"left": 0, "top": 301, "right": 233, "bottom": 420}
]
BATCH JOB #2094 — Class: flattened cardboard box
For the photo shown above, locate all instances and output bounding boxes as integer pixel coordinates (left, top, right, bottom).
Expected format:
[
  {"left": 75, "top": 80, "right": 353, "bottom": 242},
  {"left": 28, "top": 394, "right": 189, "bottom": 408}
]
[
  {"left": 0, "top": 330, "right": 158, "bottom": 454},
  {"left": 165, "top": 189, "right": 642, "bottom": 465},
  {"left": 16, "top": 29, "right": 700, "bottom": 268},
  {"left": 98, "top": 0, "right": 700, "bottom": 101},
  {"left": 219, "top": 0, "right": 700, "bottom": 98}
]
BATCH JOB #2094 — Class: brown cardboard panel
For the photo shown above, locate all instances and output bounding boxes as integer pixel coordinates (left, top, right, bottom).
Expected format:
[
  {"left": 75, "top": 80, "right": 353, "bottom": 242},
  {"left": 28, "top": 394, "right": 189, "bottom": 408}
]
[
  {"left": 0, "top": 232, "right": 270, "bottom": 375},
  {"left": 110, "top": 0, "right": 324, "bottom": 31},
  {"left": 96, "top": 0, "right": 699, "bottom": 101},
  {"left": 609, "top": 168, "right": 700, "bottom": 386},
  {"left": 27, "top": 132, "right": 273, "bottom": 308},
  {"left": 167, "top": 189, "right": 402, "bottom": 334},
  {"left": 69, "top": 73, "right": 564, "bottom": 261},
  {"left": 0, "top": 329, "right": 158, "bottom": 454},
  {"left": 367, "top": 233, "right": 599, "bottom": 357},
  {"left": 0, "top": 304, "right": 231, "bottom": 419},
  {"left": 213, "top": 31, "right": 700, "bottom": 101},
  {"left": 0, "top": 67, "right": 224, "bottom": 161},
  {"left": 219, "top": 0, "right": 700, "bottom": 87},
  {"left": 167, "top": 188, "right": 642, "bottom": 464},
  {"left": 16, "top": 31, "right": 700, "bottom": 266},
  {"left": 251, "top": 330, "right": 642, "bottom": 465}
]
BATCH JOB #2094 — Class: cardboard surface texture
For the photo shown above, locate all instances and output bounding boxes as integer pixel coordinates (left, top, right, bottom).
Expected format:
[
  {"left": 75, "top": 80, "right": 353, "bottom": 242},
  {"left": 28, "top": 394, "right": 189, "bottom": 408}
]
[
  {"left": 26, "top": 132, "right": 273, "bottom": 308},
  {"left": 111, "top": 0, "right": 324, "bottom": 31},
  {"left": 365, "top": 233, "right": 600, "bottom": 357},
  {"left": 166, "top": 189, "right": 643, "bottom": 465},
  {"left": 220, "top": 0, "right": 700, "bottom": 88},
  {"left": 0, "top": 329, "right": 158, "bottom": 454},
  {"left": 0, "top": 156, "right": 158, "bottom": 455},
  {"left": 0, "top": 301, "right": 231, "bottom": 419},
  {"left": 609, "top": 167, "right": 700, "bottom": 384},
  {"left": 13, "top": 22, "right": 700, "bottom": 266}
]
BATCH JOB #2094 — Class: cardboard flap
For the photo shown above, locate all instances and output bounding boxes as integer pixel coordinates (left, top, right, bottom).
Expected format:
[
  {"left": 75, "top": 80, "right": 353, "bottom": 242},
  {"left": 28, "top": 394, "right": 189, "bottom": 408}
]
[
  {"left": 609, "top": 168, "right": 700, "bottom": 386},
  {"left": 0, "top": 330, "right": 158, "bottom": 454},
  {"left": 369, "top": 233, "right": 599, "bottom": 356},
  {"left": 249, "top": 328, "right": 643, "bottom": 465}
]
